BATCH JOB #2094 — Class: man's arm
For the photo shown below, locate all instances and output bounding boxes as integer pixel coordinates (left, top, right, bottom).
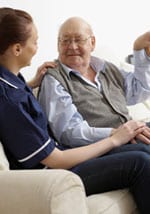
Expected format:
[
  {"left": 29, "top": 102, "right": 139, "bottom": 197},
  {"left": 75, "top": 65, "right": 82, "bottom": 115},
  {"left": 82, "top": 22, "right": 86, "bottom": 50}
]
[
  {"left": 133, "top": 31, "right": 150, "bottom": 53},
  {"left": 38, "top": 74, "right": 112, "bottom": 147},
  {"left": 120, "top": 32, "right": 150, "bottom": 105},
  {"left": 120, "top": 49, "right": 150, "bottom": 105}
]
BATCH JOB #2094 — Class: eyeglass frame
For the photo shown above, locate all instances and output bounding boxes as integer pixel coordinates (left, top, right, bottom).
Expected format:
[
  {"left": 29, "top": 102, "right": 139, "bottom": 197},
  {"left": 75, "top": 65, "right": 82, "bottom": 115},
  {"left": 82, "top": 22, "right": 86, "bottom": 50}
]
[{"left": 58, "top": 35, "right": 92, "bottom": 46}]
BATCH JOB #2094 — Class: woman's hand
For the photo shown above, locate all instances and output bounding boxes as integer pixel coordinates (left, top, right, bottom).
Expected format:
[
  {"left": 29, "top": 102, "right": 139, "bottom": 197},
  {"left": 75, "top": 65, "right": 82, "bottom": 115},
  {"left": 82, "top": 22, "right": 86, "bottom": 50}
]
[
  {"left": 110, "top": 120, "right": 146, "bottom": 147},
  {"left": 28, "top": 61, "right": 57, "bottom": 89}
]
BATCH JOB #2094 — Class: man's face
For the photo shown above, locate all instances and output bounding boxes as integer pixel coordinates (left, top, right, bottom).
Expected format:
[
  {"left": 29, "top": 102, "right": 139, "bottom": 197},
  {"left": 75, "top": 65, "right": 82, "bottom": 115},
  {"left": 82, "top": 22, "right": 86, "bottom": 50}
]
[{"left": 57, "top": 21, "right": 95, "bottom": 70}]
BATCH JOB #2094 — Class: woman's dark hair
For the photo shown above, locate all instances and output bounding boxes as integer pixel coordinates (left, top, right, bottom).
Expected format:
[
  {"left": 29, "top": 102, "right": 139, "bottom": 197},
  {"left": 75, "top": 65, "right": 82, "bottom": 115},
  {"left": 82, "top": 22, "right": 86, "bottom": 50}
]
[{"left": 0, "top": 7, "right": 33, "bottom": 54}]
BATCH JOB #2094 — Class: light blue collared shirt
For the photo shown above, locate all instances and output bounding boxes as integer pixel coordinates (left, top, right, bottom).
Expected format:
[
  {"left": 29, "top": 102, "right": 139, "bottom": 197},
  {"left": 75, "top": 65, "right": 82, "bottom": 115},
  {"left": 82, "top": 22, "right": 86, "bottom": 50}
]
[{"left": 38, "top": 50, "right": 150, "bottom": 147}]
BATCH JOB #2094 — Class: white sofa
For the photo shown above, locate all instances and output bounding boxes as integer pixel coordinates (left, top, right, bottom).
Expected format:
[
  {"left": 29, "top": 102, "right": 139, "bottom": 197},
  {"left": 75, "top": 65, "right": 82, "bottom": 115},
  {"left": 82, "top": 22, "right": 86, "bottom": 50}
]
[
  {"left": 1, "top": 99, "right": 150, "bottom": 213},
  {"left": 1, "top": 56, "right": 150, "bottom": 213},
  {"left": 0, "top": 142, "right": 138, "bottom": 214}
]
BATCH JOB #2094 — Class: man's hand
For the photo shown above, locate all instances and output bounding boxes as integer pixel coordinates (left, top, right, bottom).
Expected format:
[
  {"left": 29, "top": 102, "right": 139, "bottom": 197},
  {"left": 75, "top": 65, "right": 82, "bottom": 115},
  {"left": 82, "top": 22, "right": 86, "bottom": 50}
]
[{"left": 134, "top": 31, "right": 150, "bottom": 56}]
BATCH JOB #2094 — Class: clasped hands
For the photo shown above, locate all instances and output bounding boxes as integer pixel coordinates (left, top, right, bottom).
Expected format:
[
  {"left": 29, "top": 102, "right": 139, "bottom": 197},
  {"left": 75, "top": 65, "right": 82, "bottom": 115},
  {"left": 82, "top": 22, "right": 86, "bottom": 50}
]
[
  {"left": 111, "top": 120, "right": 150, "bottom": 145},
  {"left": 131, "top": 123, "right": 150, "bottom": 144}
]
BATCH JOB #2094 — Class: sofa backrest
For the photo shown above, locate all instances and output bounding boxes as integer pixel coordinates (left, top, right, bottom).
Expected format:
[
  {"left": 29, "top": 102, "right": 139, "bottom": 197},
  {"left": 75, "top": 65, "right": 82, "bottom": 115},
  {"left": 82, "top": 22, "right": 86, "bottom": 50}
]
[{"left": 0, "top": 142, "right": 9, "bottom": 170}]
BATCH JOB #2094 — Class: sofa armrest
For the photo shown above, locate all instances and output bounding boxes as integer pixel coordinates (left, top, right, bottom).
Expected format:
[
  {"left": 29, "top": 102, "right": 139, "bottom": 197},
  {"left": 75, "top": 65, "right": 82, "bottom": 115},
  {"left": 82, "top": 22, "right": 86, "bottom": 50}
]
[{"left": 0, "top": 169, "right": 88, "bottom": 214}]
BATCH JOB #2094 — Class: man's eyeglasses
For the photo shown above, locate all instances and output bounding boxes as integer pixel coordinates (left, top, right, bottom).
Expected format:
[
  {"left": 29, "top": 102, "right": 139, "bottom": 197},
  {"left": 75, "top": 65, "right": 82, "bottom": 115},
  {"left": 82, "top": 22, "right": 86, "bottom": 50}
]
[{"left": 58, "top": 36, "right": 92, "bottom": 46}]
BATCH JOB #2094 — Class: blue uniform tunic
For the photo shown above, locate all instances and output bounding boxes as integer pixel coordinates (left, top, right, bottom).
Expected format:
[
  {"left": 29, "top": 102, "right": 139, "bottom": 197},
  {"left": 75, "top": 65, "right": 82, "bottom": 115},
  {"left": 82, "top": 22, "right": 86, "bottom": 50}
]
[{"left": 0, "top": 66, "right": 55, "bottom": 169}]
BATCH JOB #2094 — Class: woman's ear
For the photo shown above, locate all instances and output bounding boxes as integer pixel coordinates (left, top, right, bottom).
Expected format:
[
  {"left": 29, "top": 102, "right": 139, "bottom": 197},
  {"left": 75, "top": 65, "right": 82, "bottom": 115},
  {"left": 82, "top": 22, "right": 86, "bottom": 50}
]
[{"left": 12, "top": 43, "right": 22, "bottom": 56}]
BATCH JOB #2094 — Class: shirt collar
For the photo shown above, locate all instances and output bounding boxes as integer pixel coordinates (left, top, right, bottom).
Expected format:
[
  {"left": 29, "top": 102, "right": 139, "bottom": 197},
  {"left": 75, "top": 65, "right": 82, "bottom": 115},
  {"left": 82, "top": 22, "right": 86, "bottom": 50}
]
[{"left": 59, "top": 56, "right": 105, "bottom": 78}]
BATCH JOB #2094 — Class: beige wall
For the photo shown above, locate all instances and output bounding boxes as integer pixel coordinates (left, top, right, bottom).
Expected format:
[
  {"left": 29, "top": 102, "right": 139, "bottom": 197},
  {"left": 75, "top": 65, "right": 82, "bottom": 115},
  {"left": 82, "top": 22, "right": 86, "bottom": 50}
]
[{"left": 0, "top": 0, "right": 149, "bottom": 81}]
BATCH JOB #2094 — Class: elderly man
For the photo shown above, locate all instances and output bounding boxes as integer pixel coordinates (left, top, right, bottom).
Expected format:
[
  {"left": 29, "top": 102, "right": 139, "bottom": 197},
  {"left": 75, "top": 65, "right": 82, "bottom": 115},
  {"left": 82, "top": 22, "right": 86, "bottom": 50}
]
[{"left": 38, "top": 16, "right": 150, "bottom": 148}]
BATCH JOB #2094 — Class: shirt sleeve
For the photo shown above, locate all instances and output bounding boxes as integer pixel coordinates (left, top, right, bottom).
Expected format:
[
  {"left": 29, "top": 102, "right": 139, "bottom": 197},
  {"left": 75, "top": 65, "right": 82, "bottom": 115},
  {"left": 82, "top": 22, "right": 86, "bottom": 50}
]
[
  {"left": 120, "top": 49, "right": 150, "bottom": 105},
  {"left": 38, "top": 75, "right": 112, "bottom": 147}
]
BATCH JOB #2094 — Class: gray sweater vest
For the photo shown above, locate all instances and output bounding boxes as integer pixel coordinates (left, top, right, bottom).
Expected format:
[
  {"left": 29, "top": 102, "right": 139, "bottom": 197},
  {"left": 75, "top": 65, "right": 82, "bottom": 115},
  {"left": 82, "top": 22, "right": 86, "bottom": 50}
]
[{"left": 46, "top": 61, "right": 131, "bottom": 128}]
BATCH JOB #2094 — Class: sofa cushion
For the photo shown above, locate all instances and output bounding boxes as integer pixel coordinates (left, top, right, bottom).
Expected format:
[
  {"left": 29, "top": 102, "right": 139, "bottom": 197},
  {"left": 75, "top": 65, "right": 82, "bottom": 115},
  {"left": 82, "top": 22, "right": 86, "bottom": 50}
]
[
  {"left": 87, "top": 189, "right": 138, "bottom": 214},
  {"left": 0, "top": 142, "right": 9, "bottom": 170},
  {"left": 127, "top": 101, "right": 150, "bottom": 122}
]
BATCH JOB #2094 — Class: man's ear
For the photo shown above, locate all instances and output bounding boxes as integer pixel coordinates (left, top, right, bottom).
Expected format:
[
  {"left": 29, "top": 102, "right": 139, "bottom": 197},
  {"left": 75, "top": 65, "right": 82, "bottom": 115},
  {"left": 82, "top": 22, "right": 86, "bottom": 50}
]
[
  {"left": 90, "top": 36, "right": 96, "bottom": 52},
  {"left": 12, "top": 43, "right": 22, "bottom": 56},
  {"left": 57, "top": 40, "right": 61, "bottom": 53}
]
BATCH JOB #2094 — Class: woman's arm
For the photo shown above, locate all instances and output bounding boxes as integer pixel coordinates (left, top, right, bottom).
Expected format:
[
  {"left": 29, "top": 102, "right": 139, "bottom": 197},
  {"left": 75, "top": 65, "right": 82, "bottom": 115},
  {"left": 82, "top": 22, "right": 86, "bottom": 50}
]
[{"left": 41, "top": 120, "right": 147, "bottom": 169}]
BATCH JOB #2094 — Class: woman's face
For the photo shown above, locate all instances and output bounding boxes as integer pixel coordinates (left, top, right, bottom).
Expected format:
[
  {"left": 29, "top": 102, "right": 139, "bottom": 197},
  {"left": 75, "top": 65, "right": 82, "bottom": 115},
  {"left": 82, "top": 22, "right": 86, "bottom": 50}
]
[{"left": 18, "top": 23, "right": 38, "bottom": 68}]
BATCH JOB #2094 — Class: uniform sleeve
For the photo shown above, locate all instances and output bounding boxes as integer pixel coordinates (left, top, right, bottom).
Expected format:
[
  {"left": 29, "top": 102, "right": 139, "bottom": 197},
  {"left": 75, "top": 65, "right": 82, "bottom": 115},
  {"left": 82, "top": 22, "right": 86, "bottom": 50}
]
[{"left": 0, "top": 93, "right": 55, "bottom": 168}]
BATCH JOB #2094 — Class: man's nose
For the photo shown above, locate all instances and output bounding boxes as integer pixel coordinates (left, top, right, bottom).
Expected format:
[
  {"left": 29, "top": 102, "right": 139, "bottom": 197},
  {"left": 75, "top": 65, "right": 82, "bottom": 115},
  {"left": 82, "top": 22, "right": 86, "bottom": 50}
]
[{"left": 68, "top": 40, "right": 78, "bottom": 47}]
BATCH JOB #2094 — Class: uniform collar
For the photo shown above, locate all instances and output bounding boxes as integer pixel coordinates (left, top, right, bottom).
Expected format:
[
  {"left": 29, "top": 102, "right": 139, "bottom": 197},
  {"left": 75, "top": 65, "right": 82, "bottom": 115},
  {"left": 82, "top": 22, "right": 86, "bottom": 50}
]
[{"left": 0, "top": 65, "right": 26, "bottom": 89}]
